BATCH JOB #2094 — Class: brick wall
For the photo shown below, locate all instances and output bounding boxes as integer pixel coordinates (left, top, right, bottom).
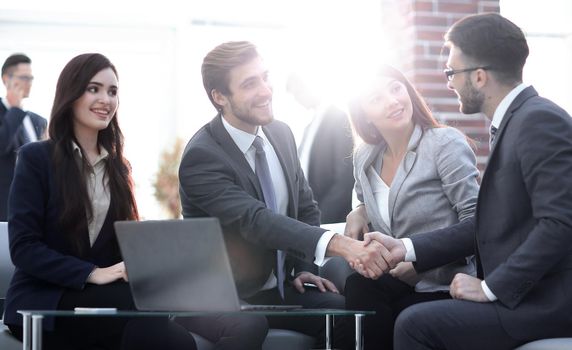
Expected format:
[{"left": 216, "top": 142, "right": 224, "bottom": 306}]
[{"left": 381, "top": 0, "right": 500, "bottom": 170}]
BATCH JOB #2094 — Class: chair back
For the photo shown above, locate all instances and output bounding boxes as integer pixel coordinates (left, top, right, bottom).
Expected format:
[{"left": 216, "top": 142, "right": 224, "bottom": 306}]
[{"left": 0, "top": 222, "right": 14, "bottom": 316}]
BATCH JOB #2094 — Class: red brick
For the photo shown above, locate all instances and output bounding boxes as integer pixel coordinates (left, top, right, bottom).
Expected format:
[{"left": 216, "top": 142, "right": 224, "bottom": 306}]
[
  {"left": 413, "top": 58, "right": 441, "bottom": 69},
  {"left": 431, "top": 103, "right": 462, "bottom": 113},
  {"left": 413, "top": 1, "right": 434, "bottom": 12},
  {"left": 417, "top": 29, "right": 447, "bottom": 41},
  {"left": 413, "top": 15, "right": 449, "bottom": 27},
  {"left": 451, "top": 119, "right": 487, "bottom": 128},
  {"left": 428, "top": 43, "right": 448, "bottom": 56},
  {"left": 418, "top": 87, "right": 458, "bottom": 98},
  {"left": 412, "top": 71, "right": 448, "bottom": 84},
  {"left": 436, "top": 2, "right": 478, "bottom": 14},
  {"left": 414, "top": 44, "right": 426, "bottom": 55}
]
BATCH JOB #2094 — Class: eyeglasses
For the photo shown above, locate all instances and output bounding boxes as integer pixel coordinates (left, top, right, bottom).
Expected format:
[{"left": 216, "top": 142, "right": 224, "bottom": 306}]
[
  {"left": 443, "top": 66, "right": 491, "bottom": 81},
  {"left": 9, "top": 74, "right": 34, "bottom": 83}
]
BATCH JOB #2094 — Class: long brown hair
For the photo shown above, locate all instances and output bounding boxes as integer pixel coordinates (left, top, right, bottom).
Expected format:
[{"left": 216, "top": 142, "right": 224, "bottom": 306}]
[
  {"left": 348, "top": 65, "right": 441, "bottom": 145},
  {"left": 48, "top": 53, "right": 138, "bottom": 254}
]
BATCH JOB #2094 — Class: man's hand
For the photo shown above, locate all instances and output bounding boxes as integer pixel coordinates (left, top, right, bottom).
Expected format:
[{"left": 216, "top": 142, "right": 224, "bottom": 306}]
[
  {"left": 326, "top": 234, "right": 389, "bottom": 279},
  {"left": 363, "top": 231, "right": 406, "bottom": 269},
  {"left": 292, "top": 271, "right": 339, "bottom": 294},
  {"left": 389, "top": 262, "right": 420, "bottom": 287},
  {"left": 449, "top": 273, "right": 490, "bottom": 302},
  {"left": 87, "top": 261, "right": 128, "bottom": 285},
  {"left": 344, "top": 205, "right": 369, "bottom": 240}
]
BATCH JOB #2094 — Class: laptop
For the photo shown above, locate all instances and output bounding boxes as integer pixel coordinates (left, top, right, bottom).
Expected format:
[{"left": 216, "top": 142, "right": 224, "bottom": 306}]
[{"left": 114, "top": 218, "right": 301, "bottom": 312}]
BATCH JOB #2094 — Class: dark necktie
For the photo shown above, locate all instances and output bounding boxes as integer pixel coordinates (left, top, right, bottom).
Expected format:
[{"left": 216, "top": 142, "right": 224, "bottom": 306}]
[
  {"left": 489, "top": 125, "right": 498, "bottom": 149},
  {"left": 252, "top": 136, "right": 286, "bottom": 299}
]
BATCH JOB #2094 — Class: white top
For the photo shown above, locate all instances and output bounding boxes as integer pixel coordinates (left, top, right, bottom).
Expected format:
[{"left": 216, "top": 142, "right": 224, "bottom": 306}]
[
  {"left": 72, "top": 142, "right": 110, "bottom": 246},
  {"left": 368, "top": 167, "right": 391, "bottom": 229}
]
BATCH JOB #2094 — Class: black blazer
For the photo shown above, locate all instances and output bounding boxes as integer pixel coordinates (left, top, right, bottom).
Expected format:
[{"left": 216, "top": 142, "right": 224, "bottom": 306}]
[
  {"left": 306, "top": 107, "right": 354, "bottom": 224},
  {"left": 4, "top": 141, "right": 121, "bottom": 330},
  {"left": 179, "top": 115, "right": 326, "bottom": 297},
  {"left": 411, "top": 87, "right": 572, "bottom": 340},
  {"left": 0, "top": 98, "right": 47, "bottom": 220}
]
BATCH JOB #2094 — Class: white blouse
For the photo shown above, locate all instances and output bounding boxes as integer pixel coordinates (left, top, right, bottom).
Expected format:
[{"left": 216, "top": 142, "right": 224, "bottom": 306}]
[{"left": 367, "top": 166, "right": 391, "bottom": 230}]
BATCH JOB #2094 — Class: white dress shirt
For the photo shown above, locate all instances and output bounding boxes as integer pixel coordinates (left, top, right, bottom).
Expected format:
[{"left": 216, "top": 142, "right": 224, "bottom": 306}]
[{"left": 72, "top": 142, "right": 110, "bottom": 246}]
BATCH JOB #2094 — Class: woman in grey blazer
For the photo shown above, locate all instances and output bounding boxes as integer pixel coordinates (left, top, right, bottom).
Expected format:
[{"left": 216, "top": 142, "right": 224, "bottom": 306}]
[{"left": 344, "top": 65, "right": 479, "bottom": 349}]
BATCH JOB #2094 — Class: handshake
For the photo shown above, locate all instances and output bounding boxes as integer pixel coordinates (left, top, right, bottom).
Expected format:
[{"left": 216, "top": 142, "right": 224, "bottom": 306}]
[{"left": 328, "top": 232, "right": 407, "bottom": 279}]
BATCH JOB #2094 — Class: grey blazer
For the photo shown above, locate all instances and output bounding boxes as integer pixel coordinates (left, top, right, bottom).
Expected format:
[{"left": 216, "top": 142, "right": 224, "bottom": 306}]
[{"left": 354, "top": 125, "right": 479, "bottom": 291}]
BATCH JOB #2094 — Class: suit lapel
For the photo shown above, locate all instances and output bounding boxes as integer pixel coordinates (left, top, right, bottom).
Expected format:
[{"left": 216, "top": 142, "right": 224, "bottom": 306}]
[
  {"left": 208, "top": 115, "right": 264, "bottom": 200},
  {"left": 388, "top": 125, "right": 422, "bottom": 221},
  {"left": 481, "top": 87, "right": 538, "bottom": 185},
  {"left": 358, "top": 143, "right": 391, "bottom": 233},
  {"left": 477, "top": 87, "right": 538, "bottom": 240}
]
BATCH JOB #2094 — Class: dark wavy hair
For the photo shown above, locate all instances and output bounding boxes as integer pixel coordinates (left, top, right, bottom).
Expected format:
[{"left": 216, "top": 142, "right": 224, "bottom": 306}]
[
  {"left": 48, "top": 53, "right": 138, "bottom": 255},
  {"left": 348, "top": 65, "right": 441, "bottom": 145}
]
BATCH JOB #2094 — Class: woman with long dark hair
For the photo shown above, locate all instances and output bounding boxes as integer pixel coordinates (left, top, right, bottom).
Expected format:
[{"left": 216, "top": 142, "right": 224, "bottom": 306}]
[
  {"left": 344, "top": 65, "right": 479, "bottom": 349},
  {"left": 4, "top": 53, "right": 196, "bottom": 349}
]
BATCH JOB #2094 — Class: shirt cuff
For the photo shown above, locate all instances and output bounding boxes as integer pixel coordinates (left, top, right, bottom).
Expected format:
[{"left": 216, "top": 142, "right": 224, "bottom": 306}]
[
  {"left": 314, "top": 231, "right": 336, "bottom": 266},
  {"left": 481, "top": 280, "right": 498, "bottom": 301},
  {"left": 401, "top": 238, "right": 417, "bottom": 262}
]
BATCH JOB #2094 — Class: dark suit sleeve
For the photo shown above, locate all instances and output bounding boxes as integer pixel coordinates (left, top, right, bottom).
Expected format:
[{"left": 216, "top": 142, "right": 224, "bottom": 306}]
[
  {"left": 411, "top": 217, "right": 476, "bottom": 272},
  {"left": 485, "top": 109, "right": 572, "bottom": 308},
  {"left": 312, "top": 112, "right": 354, "bottom": 224},
  {"left": 8, "top": 144, "right": 96, "bottom": 289},
  {"left": 31, "top": 112, "right": 47, "bottom": 139},
  {"left": 179, "top": 144, "right": 324, "bottom": 263},
  {"left": 296, "top": 151, "right": 321, "bottom": 227},
  {"left": 292, "top": 156, "right": 321, "bottom": 274},
  {"left": 0, "top": 106, "right": 27, "bottom": 155}
]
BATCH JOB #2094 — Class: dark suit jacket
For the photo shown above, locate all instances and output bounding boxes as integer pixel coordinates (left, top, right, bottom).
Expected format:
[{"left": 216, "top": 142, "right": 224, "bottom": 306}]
[
  {"left": 411, "top": 87, "right": 572, "bottom": 340},
  {"left": 306, "top": 107, "right": 354, "bottom": 224},
  {"left": 4, "top": 141, "right": 121, "bottom": 330},
  {"left": 179, "top": 115, "right": 327, "bottom": 297},
  {"left": 0, "top": 98, "right": 47, "bottom": 220}
]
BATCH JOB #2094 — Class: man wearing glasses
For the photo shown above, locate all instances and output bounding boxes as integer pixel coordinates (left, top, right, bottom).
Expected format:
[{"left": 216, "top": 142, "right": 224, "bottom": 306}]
[
  {"left": 362, "top": 13, "right": 572, "bottom": 349},
  {"left": 0, "top": 53, "right": 46, "bottom": 220}
]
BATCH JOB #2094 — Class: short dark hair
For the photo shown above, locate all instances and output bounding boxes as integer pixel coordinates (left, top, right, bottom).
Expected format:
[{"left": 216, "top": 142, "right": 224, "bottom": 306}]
[
  {"left": 2, "top": 53, "right": 32, "bottom": 76},
  {"left": 201, "top": 41, "right": 259, "bottom": 112},
  {"left": 348, "top": 65, "right": 441, "bottom": 145},
  {"left": 445, "top": 13, "right": 529, "bottom": 85}
]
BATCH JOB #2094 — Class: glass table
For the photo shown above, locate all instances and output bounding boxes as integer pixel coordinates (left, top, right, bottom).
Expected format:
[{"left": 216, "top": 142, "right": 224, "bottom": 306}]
[{"left": 19, "top": 308, "right": 374, "bottom": 350}]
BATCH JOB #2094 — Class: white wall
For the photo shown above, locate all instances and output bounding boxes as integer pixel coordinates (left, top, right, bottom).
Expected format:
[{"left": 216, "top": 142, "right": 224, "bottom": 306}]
[
  {"left": 7, "top": 1, "right": 566, "bottom": 218},
  {"left": 502, "top": 0, "right": 572, "bottom": 114},
  {"left": 0, "top": 1, "right": 385, "bottom": 218}
]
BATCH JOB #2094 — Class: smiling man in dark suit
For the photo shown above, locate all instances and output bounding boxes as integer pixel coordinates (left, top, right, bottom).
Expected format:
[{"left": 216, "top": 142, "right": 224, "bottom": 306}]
[
  {"left": 363, "top": 13, "right": 572, "bottom": 349},
  {"left": 177, "top": 41, "right": 384, "bottom": 349},
  {"left": 0, "top": 53, "right": 46, "bottom": 220}
]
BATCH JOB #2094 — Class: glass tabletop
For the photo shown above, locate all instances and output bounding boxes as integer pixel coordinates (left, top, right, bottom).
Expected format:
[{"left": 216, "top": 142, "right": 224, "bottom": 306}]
[{"left": 19, "top": 309, "right": 374, "bottom": 318}]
